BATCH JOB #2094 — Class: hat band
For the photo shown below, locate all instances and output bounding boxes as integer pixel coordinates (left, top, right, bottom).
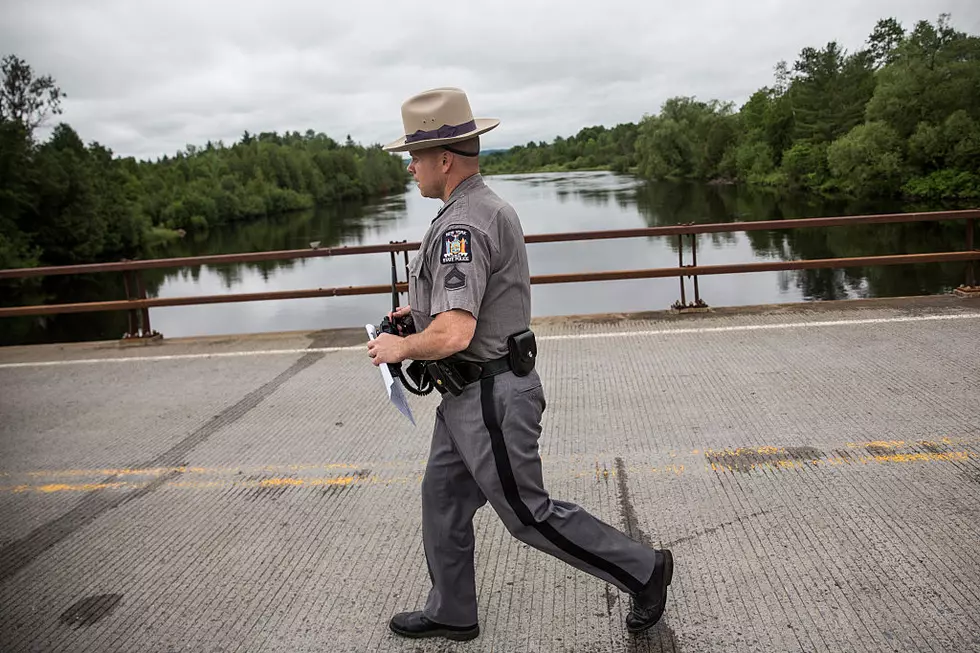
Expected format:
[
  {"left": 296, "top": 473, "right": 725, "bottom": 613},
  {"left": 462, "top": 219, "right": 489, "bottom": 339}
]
[{"left": 405, "top": 119, "right": 477, "bottom": 144}]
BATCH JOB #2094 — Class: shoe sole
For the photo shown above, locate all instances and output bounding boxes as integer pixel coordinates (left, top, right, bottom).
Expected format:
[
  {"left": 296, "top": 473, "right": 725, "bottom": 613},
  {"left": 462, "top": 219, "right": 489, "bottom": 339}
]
[
  {"left": 389, "top": 623, "right": 480, "bottom": 641},
  {"left": 627, "top": 549, "right": 673, "bottom": 634}
]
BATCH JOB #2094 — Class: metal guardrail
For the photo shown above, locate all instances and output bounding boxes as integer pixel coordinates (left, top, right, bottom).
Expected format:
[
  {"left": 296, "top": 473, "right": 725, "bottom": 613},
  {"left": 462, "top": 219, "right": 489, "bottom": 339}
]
[{"left": 0, "top": 209, "right": 977, "bottom": 339}]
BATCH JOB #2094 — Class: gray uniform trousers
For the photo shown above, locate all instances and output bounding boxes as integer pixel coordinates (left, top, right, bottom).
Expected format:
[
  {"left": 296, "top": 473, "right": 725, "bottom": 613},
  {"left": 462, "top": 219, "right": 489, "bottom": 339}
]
[{"left": 421, "top": 368, "right": 657, "bottom": 627}]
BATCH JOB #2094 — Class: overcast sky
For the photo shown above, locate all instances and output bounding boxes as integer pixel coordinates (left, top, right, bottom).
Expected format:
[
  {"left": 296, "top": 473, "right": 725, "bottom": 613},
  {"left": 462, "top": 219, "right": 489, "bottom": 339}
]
[{"left": 2, "top": 0, "right": 978, "bottom": 160}]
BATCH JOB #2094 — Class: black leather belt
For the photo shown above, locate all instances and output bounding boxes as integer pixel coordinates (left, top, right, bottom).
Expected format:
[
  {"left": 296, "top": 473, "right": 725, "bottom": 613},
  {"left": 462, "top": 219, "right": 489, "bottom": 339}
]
[{"left": 450, "top": 355, "right": 512, "bottom": 385}]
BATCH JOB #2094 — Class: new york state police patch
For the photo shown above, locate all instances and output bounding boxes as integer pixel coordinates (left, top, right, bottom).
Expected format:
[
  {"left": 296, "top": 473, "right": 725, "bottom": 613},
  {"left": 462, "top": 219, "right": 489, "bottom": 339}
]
[{"left": 441, "top": 228, "right": 472, "bottom": 264}]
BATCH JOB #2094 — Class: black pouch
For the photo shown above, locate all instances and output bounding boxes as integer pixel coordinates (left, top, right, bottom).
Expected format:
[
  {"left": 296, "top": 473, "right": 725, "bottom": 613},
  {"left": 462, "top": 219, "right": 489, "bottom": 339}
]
[
  {"left": 507, "top": 330, "right": 537, "bottom": 377},
  {"left": 405, "top": 359, "right": 429, "bottom": 388},
  {"left": 425, "top": 360, "right": 466, "bottom": 396}
]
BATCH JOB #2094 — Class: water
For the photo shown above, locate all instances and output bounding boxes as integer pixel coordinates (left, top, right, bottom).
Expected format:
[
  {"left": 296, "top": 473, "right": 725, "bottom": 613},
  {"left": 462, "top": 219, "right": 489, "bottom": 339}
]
[{"left": 1, "top": 171, "right": 972, "bottom": 346}]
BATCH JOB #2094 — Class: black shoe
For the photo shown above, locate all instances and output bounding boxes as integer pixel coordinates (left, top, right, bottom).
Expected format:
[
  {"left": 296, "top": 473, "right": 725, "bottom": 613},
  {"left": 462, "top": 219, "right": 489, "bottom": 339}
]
[
  {"left": 626, "top": 549, "right": 673, "bottom": 634},
  {"left": 388, "top": 611, "right": 480, "bottom": 641}
]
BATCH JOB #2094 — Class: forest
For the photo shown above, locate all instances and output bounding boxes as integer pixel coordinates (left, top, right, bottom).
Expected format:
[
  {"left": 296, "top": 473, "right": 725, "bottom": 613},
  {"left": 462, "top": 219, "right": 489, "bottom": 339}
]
[
  {"left": 482, "top": 15, "right": 980, "bottom": 202},
  {"left": 0, "top": 54, "right": 409, "bottom": 270}
]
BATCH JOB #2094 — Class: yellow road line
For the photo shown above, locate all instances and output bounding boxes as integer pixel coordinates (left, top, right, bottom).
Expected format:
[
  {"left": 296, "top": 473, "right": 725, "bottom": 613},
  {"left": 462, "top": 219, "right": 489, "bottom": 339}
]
[
  {"left": 1, "top": 448, "right": 976, "bottom": 494},
  {"left": 7, "top": 437, "right": 976, "bottom": 483}
]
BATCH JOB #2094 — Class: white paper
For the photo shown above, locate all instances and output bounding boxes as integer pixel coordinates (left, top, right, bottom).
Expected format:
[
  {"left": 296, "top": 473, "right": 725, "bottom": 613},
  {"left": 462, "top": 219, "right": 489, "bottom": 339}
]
[{"left": 366, "top": 324, "right": 416, "bottom": 425}]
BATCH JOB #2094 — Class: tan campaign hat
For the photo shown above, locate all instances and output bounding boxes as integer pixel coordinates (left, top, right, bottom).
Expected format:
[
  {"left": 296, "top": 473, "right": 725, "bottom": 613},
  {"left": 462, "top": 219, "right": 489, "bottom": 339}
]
[{"left": 383, "top": 87, "right": 499, "bottom": 153}]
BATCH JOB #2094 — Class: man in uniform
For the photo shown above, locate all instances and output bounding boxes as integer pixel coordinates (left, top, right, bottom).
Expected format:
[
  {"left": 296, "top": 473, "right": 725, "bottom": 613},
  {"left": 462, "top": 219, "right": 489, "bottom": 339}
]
[{"left": 367, "top": 87, "right": 673, "bottom": 642}]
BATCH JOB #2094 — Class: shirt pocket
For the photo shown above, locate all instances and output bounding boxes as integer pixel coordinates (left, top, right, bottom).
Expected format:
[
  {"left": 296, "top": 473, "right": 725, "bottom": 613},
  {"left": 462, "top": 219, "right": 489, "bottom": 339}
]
[{"left": 408, "top": 253, "right": 430, "bottom": 317}]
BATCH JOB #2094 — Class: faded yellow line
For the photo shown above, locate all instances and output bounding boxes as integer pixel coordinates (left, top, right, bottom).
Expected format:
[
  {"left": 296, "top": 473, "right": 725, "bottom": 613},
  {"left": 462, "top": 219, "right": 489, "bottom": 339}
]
[
  {"left": 257, "top": 476, "right": 354, "bottom": 488},
  {"left": 1, "top": 475, "right": 379, "bottom": 494},
  {"left": 844, "top": 436, "right": 973, "bottom": 449},
  {"left": 707, "top": 450, "right": 975, "bottom": 473},
  {"left": 3, "top": 437, "right": 978, "bottom": 493},
  {"left": 2, "top": 448, "right": 977, "bottom": 494},
  {"left": 12, "top": 436, "right": 977, "bottom": 482},
  {"left": 871, "top": 451, "right": 972, "bottom": 464},
  {"left": 15, "top": 462, "right": 379, "bottom": 480}
]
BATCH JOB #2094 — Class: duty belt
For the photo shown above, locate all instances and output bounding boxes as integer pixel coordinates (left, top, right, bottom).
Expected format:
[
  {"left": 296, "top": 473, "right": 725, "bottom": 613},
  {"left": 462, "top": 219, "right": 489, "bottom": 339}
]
[
  {"left": 425, "top": 355, "right": 512, "bottom": 396},
  {"left": 426, "top": 329, "right": 536, "bottom": 396},
  {"left": 452, "top": 356, "right": 512, "bottom": 383}
]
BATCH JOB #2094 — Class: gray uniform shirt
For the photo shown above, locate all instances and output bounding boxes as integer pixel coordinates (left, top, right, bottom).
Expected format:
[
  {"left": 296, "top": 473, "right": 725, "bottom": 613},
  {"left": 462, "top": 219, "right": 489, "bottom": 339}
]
[{"left": 408, "top": 174, "right": 531, "bottom": 362}]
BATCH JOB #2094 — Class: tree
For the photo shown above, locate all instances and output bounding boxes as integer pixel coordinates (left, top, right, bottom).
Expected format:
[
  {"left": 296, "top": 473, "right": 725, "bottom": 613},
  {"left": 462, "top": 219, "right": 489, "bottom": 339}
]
[
  {"left": 634, "top": 97, "right": 737, "bottom": 180},
  {"left": 827, "top": 122, "right": 905, "bottom": 196},
  {"left": 866, "top": 14, "right": 980, "bottom": 139},
  {"left": 31, "top": 123, "right": 109, "bottom": 263},
  {"left": 868, "top": 18, "right": 906, "bottom": 68},
  {"left": 0, "top": 54, "right": 66, "bottom": 137},
  {"left": 0, "top": 120, "right": 40, "bottom": 270},
  {"left": 788, "top": 42, "right": 875, "bottom": 144}
]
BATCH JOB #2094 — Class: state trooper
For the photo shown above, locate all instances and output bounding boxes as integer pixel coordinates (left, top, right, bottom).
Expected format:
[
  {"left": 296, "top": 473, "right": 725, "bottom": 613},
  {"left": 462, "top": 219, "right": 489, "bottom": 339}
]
[{"left": 367, "top": 87, "right": 673, "bottom": 642}]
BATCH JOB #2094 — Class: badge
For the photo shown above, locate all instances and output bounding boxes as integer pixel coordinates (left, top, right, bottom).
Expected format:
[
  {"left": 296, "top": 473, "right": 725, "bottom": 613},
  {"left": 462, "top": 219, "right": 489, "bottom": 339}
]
[{"left": 441, "top": 228, "right": 472, "bottom": 264}]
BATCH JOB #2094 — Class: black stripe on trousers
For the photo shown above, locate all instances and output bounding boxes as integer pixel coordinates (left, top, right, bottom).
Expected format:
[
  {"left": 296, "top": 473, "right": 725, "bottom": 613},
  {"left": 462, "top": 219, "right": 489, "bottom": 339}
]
[{"left": 479, "top": 376, "right": 646, "bottom": 595}]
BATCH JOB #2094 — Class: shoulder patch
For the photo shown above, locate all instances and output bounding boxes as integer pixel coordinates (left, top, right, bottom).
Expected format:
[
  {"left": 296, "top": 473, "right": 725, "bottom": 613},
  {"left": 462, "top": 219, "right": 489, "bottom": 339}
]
[
  {"left": 441, "top": 228, "right": 472, "bottom": 264},
  {"left": 445, "top": 266, "right": 466, "bottom": 290}
]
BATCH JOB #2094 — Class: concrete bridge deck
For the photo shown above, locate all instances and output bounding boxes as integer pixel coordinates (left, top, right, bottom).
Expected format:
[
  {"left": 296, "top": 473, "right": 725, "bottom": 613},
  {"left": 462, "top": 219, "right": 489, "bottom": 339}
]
[{"left": 1, "top": 295, "right": 979, "bottom": 653}]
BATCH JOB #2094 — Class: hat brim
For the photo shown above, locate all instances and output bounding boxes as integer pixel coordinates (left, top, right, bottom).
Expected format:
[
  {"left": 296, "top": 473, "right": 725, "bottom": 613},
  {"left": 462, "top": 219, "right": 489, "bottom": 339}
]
[{"left": 382, "top": 118, "right": 500, "bottom": 153}]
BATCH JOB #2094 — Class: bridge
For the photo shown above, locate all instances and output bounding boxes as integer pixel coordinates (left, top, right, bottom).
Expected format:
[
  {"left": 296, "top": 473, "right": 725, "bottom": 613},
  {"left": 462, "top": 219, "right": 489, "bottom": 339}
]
[
  {"left": 2, "top": 209, "right": 980, "bottom": 652},
  {"left": 1, "top": 293, "right": 979, "bottom": 652}
]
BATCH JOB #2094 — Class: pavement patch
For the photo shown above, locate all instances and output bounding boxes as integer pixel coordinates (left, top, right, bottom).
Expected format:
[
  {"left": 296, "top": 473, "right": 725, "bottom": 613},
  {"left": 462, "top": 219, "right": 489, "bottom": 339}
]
[
  {"left": 59, "top": 594, "right": 124, "bottom": 629},
  {"left": 705, "top": 445, "right": 825, "bottom": 473}
]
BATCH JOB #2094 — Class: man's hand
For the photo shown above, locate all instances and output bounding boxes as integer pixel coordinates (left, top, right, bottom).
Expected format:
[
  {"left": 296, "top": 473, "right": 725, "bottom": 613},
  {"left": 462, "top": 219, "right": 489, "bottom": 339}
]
[
  {"left": 388, "top": 305, "right": 411, "bottom": 321},
  {"left": 367, "top": 332, "right": 406, "bottom": 366}
]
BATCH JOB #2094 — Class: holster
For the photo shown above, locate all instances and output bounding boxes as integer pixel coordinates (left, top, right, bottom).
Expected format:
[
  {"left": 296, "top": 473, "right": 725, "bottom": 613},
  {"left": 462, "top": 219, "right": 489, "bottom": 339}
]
[{"left": 424, "top": 360, "right": 468, "bottom": 396}]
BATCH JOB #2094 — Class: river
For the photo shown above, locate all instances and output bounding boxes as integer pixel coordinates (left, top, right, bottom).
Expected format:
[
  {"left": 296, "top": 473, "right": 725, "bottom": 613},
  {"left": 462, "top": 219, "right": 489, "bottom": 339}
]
[{"left": 1, "top": 171, "right": 971, "bottom": 346}]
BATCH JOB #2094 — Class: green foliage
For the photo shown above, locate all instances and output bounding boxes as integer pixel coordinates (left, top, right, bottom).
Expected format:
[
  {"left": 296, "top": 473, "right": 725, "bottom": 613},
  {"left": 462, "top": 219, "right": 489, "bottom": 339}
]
[
  {"left": 733, "top": 139, "right": 777, "bottom": 184},
  {"left": 902, "top": 170, "right": 980, "bottom": 199},
  {"left": 0, "top": 120, "right": 40, "bottom": 269},
  {"left": 0, "top": 54, "right": 409, "bottom": 268},
  {"left": 867, "top": 18, "right": 906, "bottom": 69},
  {"left": 866, "top": 14, "right": 980, "bottom": 139},
  {"left": 788, "top": 42, "right": 876, "bottom": 144},
  {"left": 780, "top": 141, "right": 830, "bottom": 191},
  {"left": 483, "top": 12, "right": 979, "bottom": 201},
  {"left": 481, "top": 123, "right": 638, "bottom": 175},
  {"left": 827, "top": 122, "right": 905, "bottom": 196},
  {"left": 129, "top": 132, "right": 406, "bottom": 235},
  {"left": 0, "top": 54, "right": 66, "bottom": 136},
  {"left": 635, "top": 98, "right": 737, "bottom": 179}
]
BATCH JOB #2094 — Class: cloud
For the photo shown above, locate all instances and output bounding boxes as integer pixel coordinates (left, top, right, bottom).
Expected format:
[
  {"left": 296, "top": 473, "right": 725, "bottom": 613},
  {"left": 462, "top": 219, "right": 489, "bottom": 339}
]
[{"left": 2, "top": 0, "right": 978, "bottom": 159}]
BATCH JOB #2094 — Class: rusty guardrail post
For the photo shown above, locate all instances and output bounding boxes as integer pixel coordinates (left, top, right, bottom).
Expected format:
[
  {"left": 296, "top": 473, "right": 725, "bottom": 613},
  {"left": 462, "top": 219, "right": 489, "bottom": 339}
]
[
  {"left": 402, "top": 249, "right": 411, "bottom": 296},
  {"left": 388, "top": 240, "right": 410, "bottom": 305},
  {"left": 968, "top": 219, "right": 976, "bottom": 288},
  {"left": 122, "top": 269, "right": 139, "bottom": 338},
  {"left": 674, "top": 234, "right": 686, "bottom": 309},
  {"left": 121, "top": 264, "right": 159, "bottom": 339},
  {"left": 134, "top": 270, "right": 155, "bottom": 338},
  {"left": 672, "top": 226, "right": 708, "bottom": 310},
  {"left": 688, "top": 233, "right": 707, "bottom": 308},
  {"left": 955, "top": 218, "right": 979, "bottom": 296}
]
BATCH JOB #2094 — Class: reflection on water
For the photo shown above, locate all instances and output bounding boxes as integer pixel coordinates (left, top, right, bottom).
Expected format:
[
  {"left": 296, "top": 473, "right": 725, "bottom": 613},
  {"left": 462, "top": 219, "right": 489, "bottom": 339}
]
[{"left": 1, "top": 172, "right": 970, "bottom": 346}]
